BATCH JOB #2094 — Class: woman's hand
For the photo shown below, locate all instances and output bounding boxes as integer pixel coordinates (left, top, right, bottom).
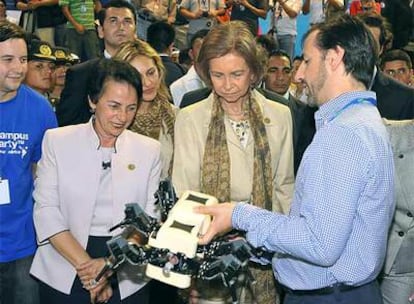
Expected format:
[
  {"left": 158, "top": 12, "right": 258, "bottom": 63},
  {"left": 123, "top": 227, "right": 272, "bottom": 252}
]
[
  {"left": 76, "top": 258, "right": 107, "bottom": 290},
  {"left": 91, "top": 283, "right": 113, "bottom": 304}
]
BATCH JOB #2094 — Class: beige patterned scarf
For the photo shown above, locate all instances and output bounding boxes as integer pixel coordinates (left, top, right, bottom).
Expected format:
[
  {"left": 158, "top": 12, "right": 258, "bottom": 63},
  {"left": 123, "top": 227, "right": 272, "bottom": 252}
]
[
  {"left": 130, "top": 97, "right": 175, "bottom": 174},
  {"left": 201, "top": 92, "right": 274, "bottom": 211}
]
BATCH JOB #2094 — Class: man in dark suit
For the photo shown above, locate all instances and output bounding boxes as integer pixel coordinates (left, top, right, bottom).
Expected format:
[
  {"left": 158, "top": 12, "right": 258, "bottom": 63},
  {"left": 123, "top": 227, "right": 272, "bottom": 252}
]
[
  {"left": 264, "top": 50, "right": 316, "bottom": 174},
  {"left": 56, "top": 0, "right": 137, "bottom": 126},
  {"left": 147, "top": 21, "right": 187, "bottom": 87},
  {"left": 359, "top": 12, "right": 414, "bottom": 120}
]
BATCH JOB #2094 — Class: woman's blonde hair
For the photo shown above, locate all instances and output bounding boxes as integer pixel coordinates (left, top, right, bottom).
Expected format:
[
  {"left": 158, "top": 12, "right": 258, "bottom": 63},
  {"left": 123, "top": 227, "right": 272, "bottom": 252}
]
[{"left": 114, "top": 39, "right": 171, "bottom": 101}]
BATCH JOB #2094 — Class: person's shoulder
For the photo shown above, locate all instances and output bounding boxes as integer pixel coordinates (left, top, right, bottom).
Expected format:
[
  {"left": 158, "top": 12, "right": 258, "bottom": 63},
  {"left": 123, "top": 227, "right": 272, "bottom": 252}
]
[
  {"left": 255, "top": 89, "right": 291, "bottom": 115},
  {"left": 375, "top": 71, "right": 414, "bottom": 92},
  {"left": 123, "top": 130, "right": 161, "bottom": 151},
  {"left": 18, "top": 85, "right": 52, "bottom": 109},
  {"left": 170, "top": 74, "right": 186, "bottom": 90},
  {"left": 68, "top": 58, "right": 100, "bottom": 73},
  {"left": 46, "top": 123, "right": 87, "bottom": 138},
  {"left": 177, "top": 96, "right": 212, "bottom": 122}
]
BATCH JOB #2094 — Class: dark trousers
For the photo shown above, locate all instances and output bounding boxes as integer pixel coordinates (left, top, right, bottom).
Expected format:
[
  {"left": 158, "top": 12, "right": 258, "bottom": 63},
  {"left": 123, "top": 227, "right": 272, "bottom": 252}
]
[
  {"left": 38, "top": 236, "right": 150, "bottom": 304},
  {"left": 0, "top": 255, "right": 39, "bottom": 304},
  {"left": 284, "top": 281, "right": 383, "bottom": 304}
]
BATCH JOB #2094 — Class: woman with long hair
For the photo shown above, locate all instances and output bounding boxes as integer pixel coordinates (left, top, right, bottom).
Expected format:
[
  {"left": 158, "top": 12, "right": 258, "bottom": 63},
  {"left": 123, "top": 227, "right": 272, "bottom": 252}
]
[{"left": 114, "top": 39, "right": 176, "bottom": 179}]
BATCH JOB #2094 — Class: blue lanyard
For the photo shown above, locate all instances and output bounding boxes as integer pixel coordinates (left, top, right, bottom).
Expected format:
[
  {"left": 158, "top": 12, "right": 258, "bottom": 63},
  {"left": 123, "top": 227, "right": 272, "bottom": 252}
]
[{"left": 328, "top": 97, "right": 376, "bottom": 123}]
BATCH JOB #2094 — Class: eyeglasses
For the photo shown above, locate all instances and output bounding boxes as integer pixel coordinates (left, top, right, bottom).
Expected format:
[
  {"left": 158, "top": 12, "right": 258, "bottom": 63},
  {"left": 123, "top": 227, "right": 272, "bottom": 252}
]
[{"left": 384, "top": 68, "right": 409, "bottom": 77}]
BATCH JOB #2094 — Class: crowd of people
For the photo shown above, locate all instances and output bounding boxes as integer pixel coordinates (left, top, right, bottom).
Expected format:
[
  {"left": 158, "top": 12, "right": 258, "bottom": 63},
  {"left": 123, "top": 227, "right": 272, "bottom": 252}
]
[{"left": 0, "top": 0, "right": 413, "bottom": 304}]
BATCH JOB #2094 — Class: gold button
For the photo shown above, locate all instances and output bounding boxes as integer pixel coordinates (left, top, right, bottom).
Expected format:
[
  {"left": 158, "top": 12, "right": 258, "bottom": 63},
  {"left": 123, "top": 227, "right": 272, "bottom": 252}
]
[
  {"left": 128, "top": 164, "right": 136, "bottom": 170},
  {"left": 264, "top": 117, "right": 271, "bottom": 124}
]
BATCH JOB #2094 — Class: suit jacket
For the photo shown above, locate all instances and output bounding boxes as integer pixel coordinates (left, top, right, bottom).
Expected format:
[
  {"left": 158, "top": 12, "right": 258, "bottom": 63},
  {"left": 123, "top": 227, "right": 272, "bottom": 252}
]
[
  {"left": 372, "top": 71, "right": 414, "bottom": 120},
  {"left": 383, "top": 119, "right": 414, "bottom": 274},
  {"left": 172, "top": 89, "right": 294, "bottom": 214},
  {"left": 56, "top": 58, "right": 99, "bottom": 126},
  {"left": 287, "top": 94, "right": 316, "bottom": 175},
  {"left": 30, "top": 120, "right": 162, "bottom": 299},
  {"left": 180, "top": 87, "right": 316, "bottom": 175},
  {"left": 160, "top": 55, "right": 186, "bottom": 87}
]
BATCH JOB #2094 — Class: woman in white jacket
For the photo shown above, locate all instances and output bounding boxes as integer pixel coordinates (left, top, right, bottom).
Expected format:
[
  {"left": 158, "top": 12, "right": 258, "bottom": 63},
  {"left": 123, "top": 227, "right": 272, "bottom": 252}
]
[{"left": 30, "top": 59, "right": 162, "bottom": 304}]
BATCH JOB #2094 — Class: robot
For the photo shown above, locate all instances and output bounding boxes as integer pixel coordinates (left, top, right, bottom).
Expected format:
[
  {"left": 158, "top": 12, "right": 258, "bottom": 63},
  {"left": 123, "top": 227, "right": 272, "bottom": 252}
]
[{"left": 95, "top": 180, "right": 271, "bottom": 303}]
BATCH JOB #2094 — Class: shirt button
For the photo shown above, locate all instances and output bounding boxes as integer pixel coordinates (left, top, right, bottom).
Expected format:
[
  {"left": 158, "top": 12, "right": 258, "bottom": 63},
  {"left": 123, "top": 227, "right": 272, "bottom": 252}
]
[
  {"left": 407, "top": 212, "right": 413, "bottom": 218},
  {"left": 398, "top": 231, "right": 405, "bottom": 237},
  {"left": 398, "top": 154, "right": 404, "bottom": 158}
]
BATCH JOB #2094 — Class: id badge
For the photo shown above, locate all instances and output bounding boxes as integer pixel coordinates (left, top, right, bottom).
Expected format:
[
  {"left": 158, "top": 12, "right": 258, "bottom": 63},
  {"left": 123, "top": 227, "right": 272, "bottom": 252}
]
[
  {"left": 0, "top": 179, "right": 11, "bottom": 205},
  {"left": 80, "top": 4, "right": 87, "bottom": 13}
]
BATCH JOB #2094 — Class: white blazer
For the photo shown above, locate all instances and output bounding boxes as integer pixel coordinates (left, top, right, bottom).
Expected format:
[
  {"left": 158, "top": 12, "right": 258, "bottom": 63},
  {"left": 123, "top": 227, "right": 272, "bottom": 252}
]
[{"left": 30, "top": 120, "right": 162, "bottom": 299}]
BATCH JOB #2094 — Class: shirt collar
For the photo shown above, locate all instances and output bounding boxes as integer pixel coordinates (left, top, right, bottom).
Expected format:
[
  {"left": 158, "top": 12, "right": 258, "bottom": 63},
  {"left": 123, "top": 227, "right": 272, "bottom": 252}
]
[
  {"left": 104, "top": 50, "right": 112, "bottom": 59},
  {"left": 315, "top": 90, "right": 377, "bottom": 130}
]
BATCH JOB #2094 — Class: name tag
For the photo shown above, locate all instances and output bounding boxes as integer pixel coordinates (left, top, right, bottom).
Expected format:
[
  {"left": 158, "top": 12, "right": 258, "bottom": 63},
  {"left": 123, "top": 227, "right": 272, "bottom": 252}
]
[{"left": 0, "top": 179, "right": 11, "bottom": 205}]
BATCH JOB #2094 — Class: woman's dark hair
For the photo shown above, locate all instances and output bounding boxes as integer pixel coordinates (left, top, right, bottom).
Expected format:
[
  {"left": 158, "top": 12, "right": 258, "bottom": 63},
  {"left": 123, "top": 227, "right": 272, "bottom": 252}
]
[{"left": 87, "top": 58, "right": 143, "bottom": 105}]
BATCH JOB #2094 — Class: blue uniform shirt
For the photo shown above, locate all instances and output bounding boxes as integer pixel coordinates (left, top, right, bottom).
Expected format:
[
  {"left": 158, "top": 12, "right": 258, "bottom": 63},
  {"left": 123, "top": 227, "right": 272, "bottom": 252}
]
[{"left": 0, "top": 85, "right": 57, "bottom": 262}]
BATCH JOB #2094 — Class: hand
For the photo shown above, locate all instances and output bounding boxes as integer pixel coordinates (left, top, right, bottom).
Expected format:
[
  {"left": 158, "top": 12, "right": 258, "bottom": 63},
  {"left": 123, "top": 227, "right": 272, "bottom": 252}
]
[
  {"left": 76, "top": 258, "right": 107, "bottom": 290},
  {"left": 27, "top": 0, "right": 40, "bottom": 10},
  {"left": 167, "top": 15, "right": 175, "bottom": 24},
  {"left": 189, "top": 287, "right": 199, "bottom": 304},
  {"left": 194, "top": 202, "right": 236, "bottom": 245},
  {"left": 74, "top": 23, "right": 85, "bottom": 34},
  {"left": 409, "top": 292, "right": 414, "bottom": 302},
  {"left": 92, "top": 283, "right": 113, "bottom": 304},
  {"left": 194, "top": 9, "right": 204, "bottom": 18}
]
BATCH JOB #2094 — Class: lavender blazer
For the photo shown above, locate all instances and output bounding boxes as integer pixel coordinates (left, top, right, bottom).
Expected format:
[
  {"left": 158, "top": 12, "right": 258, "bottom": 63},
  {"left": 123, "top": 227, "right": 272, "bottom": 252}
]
[{"left": 30, "top": 120, "right": 161, "bottom": 299}]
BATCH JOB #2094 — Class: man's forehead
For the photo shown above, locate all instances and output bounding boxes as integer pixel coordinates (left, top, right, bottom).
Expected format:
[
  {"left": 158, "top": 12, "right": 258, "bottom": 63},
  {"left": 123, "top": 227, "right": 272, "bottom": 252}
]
[
  {"left": 0, "top": 38, "right": 27, "bottom": 54},
  {"left": 303, "top": 30, "right": 318, "bottom": 53},
  {"left": 384, "top": 60, "right": 409, "bottom": 68},
  {"left": 269, "top": 56, "right": 291, "bottom": 68},
  {"left": 105, "top": 7, "right": 134, "bottom": 18}
]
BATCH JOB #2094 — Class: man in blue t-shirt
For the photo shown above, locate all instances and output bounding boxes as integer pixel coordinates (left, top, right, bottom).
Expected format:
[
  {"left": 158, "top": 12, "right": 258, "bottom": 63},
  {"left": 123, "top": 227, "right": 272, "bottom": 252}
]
[{"left": 0, "top": 21, "right": 57, "bottom": 304}]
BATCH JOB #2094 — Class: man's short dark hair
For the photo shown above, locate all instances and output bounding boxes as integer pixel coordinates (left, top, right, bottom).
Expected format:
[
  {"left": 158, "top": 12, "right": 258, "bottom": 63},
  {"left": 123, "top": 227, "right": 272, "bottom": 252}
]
[
  {"left": 357, "top": 12, "right": 389, "bottom": 48},
  {"left": 88, "top": 58, "right": 143, "bottom": 105},
  {"left": 304, "top": 14, "right": 377, "bottom": 89},
  {"left": 190, "top": 29, "right": 210, "bottom": 49},
  {"left": 380, "top": 49, "right": 413, "bottom": 70},
  {"left": 256, "top": 34, "right": 278, "bottom": 55},
  {"left": 98, "top": 0, "right": 137, "bottom": 26},
  {"left": 0, "top": 20, "right": 25, "bottom": 43},
  {"left": 268, "top": 49, "right": 292, "bottom": 66},
  {"left": 147, "top": 22, "right": 175, "bottom": 53},
  {"left": 292, "top": 55, "right": 303, "bottom": 62}
]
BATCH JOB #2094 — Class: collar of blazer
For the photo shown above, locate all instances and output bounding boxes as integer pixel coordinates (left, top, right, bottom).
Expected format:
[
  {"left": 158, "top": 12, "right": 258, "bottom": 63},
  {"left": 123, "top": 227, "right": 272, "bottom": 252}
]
[{"left": 86, "top": 118, "right": 129, "bottom": 152}]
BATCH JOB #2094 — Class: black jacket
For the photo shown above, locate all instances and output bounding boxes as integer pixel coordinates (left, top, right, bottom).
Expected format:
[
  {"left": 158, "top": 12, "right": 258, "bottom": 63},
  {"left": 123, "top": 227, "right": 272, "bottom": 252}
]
[
  {"left": 373, "top": 71, "right": 414, "bottom": 120},
  {"left": 56, "top": 59, "right": 100, "bottom": 126}
]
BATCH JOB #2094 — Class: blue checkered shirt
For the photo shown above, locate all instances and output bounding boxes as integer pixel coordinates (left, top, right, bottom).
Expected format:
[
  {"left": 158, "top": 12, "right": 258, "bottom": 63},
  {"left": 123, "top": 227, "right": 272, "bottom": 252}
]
[{"left": 233, "top": 91, "right": 395, "bottom": 290}]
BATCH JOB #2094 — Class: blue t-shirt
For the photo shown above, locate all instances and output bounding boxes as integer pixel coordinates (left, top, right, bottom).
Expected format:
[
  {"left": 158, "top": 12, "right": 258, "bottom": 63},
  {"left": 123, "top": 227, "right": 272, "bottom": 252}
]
[{"left": 0, "top": 85, "right": 57, "bottom": 262}]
